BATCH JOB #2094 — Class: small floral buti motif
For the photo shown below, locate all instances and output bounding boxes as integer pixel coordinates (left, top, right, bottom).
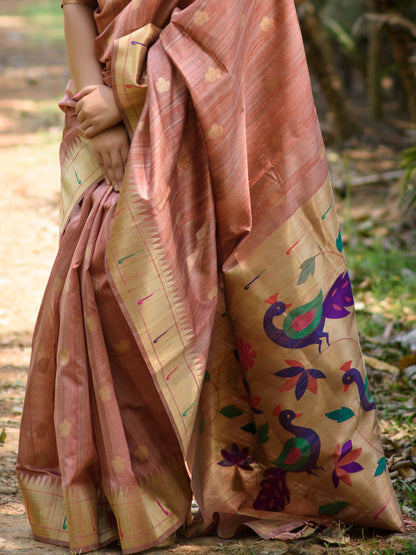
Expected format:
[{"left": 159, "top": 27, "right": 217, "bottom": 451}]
[
  {"left": 332, "top": 440, "right": 363, "bottom": 488},
  {"left": 274, "top": 360, "right": 326, "bottom": 401},
  {"left": 235, "top": 338, "right": 257, "bottom": 373},
  {"left": 218, "top": 443, "right": 255, "bottom": 471}
]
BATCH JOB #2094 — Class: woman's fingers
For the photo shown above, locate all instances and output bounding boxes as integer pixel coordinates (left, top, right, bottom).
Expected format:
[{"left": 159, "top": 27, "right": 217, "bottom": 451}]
[
  {"left": 78, "top": 110, "right": 110, "bottom": 139},
  {"left": 90, "top": 125, "right": 130, "bottom": 191},
  {"left": 110, "top": 151, "right": 125, "bottom": 187},
  {"left": 73, "top": 84, "right": 98, "bottom": 101},
  {"left": 74, "top": 84, "right": 121, "bottom": 138},
  {"left": 76, "top": 105, "right": 100, "bottom": 136}
]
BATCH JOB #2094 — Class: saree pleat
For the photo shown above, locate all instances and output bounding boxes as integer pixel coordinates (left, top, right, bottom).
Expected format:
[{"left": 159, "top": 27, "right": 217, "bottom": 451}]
[
  {"left": 17, "top": 0, "right": 404, "bottom": 552},
  {"left": 18, "top": 186, "right": 192, "bottom": 553}
]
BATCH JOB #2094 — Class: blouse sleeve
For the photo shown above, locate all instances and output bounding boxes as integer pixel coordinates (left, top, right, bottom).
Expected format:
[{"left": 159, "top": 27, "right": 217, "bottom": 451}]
[{"left": 61, "top": 0, "right": 98, "bottom": 7}]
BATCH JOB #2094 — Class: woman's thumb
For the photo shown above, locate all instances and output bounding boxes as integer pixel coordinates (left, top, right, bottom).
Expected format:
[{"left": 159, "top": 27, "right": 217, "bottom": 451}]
[{"left": 73, "top": 85, "right": 97, "bottom": 100}]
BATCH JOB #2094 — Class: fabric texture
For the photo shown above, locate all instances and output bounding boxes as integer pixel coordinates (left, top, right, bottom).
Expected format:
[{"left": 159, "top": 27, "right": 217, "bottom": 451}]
[{"left": 17, "top": 0, "right": 404, "bottom": 553}]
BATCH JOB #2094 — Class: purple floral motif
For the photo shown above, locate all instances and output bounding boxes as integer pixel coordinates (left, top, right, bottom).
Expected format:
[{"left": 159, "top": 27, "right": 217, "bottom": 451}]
[
  {"left": 218, "top": 443, "right": 255, "bottom": 471},
  {"left": 274, "top": 360, "right": 326, "bottom": 401},
  {"left": 332, "top": 440, "right": 363, "bottom": 488}
]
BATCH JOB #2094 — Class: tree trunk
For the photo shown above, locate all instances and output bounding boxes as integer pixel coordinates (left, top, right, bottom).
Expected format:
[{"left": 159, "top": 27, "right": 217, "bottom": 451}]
[
  {"left": 296, "top": 0, "right": 361, "bottom": 141},
  {"left": 367, "top": 0, "right": 383, "bottom": 120},
  {"left": 376, "top": 0, "right": 416, "bottom": 122}
]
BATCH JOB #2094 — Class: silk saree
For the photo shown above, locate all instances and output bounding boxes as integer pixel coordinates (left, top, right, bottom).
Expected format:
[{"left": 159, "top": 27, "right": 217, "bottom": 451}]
[{"left": 17, "top": 0, "right": 404, "bottom": 553}]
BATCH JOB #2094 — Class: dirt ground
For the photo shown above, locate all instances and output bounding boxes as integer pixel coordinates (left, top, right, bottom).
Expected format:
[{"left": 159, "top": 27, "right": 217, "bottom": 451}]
[{"left": 1, "top": 2, "right": 416, "bottom": 554}]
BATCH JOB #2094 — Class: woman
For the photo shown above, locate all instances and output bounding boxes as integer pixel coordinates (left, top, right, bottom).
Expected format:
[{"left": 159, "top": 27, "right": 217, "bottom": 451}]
[{"left": 17, "top": 0, "right": 404, "bottom": 553}]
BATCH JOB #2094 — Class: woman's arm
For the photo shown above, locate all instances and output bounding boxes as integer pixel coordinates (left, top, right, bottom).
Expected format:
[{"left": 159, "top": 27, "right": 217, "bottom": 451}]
[
  {"left": 63, "top": 4, "right": 122, "bottom": 137},
  {"left": 63, "top": 4, "right": 103, "bottom": 91},
  {"left": 63, "top": 4, "right": 129, "bottom": 190}
]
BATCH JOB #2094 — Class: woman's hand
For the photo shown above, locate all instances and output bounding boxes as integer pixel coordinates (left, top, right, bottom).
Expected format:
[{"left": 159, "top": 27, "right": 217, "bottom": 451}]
[
  {"left": 90, "top": 124, "right": 130, "bottom": 191},
  {"left": 75, "top": 84, "right": 122, "bottom": 139}
]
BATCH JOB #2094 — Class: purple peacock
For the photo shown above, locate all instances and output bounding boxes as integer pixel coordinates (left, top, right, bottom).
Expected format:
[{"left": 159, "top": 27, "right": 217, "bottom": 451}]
[
  {"left": 341, "top": 361, "right": 376, "bottom": 411},
  {"left": 253, "top": 407, "right": 322, "bottom": 512},
  {"left": 263, "top": 272, "right": 354, "bottom": 353}
]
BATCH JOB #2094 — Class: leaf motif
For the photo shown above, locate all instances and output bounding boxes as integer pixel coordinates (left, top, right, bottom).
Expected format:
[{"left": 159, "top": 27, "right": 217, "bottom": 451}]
[
  {"left": 218, "top": 459, "right": 234, "bottom": 466},
  {"left": 307, "top": 376, "right": 318, "bottom": 394},
  {"left": 297, "top": 256, "right": 316, "bottom": 285},
  {"left": 258, "top": 422, "right": 270, "bottom": 444},
  {"left": 280, "top": 375, "right": 300, "bottom": 392},
  {"left": 295, "top": 372, "right": 308, "bottom": 400},
  {"left": 203, "top": 371, "right": 210, "bottom": 383},
  {"left": 336, "top": 228, "right": 343, "bottom": 253},
  {"left": 284, "top": 359, "right": 305, "bottom": 368},
  {"left": 325, "top": 407, "right": 355, "bottom": 423},
  {"left": 340, "top": 440, "right": 353, "bottom": 458},
  {"left": 375, "top": 457, "right": 387, "bottom": 477},
  {"left": 241, "top": 422, "right": 257, "bottom": 435},
  {"left": 318, "top": 502, "right": 350, "bottom": 515},
  {"left": 274, "top": 366, "right": 304, "bottom": 378},
  {"left": 220, "top": 405, "right": 243, "bottom": 419},
  {"left": 341, "top": 462, "right": 363, "bottom": 473},
  {"left": 338, "top": 471, "right": 352, "bottom": 487},
  {"left": 340, "top": 447, "right": 362, "bottom": 466},
  {"left": 308, "top": 368, "right": 326, "bottom": 379}
]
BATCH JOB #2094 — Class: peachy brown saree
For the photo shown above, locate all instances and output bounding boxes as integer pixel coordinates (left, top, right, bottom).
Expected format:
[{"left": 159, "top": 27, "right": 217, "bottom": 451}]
[{"left": 17, "top": 0, "right": 404, "bottom": 553}]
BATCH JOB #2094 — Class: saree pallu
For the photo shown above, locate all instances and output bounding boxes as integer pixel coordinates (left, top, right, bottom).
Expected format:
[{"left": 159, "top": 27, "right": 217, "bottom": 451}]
[{"left": 17, "top": 0, "right": 404, "bottom": 553}]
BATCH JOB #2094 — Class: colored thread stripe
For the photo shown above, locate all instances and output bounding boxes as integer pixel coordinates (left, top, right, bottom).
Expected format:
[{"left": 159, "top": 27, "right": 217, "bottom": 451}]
[
  {"left": 286, "top": 238, "right": 301, "bottom": 255},
  {"left": 137, "top": 292, "right": 156, "bottom": 306},
  {"left": 74, "top": 169, "right": 81, "bottom": 184},
  {"left": 183, "top": 403, "right": 194, "bottom": 417},
  {"left": 244, "top": 270, "right": 266, "bottom": 290},
  {"left": 322, "top": 203, "right": 333, "bottom": 220},
  {"left": 166, "top": 366, "right": 179, "bottom": 380},
  {"left": 118, "top": 251, "right": 141, "bottom": 264},
  {"left": 154, "top": 496, "right": 169, "bottom": 515}
]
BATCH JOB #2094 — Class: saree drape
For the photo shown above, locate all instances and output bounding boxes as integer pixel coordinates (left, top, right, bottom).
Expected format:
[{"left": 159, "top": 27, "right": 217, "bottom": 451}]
[{"left": 17, "top": 0, "right": 404, "bottom": 553}]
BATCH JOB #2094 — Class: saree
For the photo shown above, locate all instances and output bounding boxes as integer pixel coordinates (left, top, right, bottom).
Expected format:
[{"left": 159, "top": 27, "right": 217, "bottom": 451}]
[{"left": 16, "top": 0, "right": 404, "bottom": 553}]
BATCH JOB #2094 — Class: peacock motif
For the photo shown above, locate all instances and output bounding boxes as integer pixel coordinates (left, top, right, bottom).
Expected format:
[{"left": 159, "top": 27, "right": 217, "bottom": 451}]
[
  {"left": 263, "top": 272, "right": 354, "bottom": 353},
  {"left": 341, "top": 361, "right": 376, "bottom": 412},
  {"left": 253, "top": 408, "right": 322, "bottom": 512}
]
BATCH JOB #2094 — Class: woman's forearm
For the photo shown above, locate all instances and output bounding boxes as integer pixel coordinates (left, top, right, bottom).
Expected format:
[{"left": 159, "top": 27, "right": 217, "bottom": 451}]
[{"left": 63, "top": 4, "right": 103, "bottom": 91}]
